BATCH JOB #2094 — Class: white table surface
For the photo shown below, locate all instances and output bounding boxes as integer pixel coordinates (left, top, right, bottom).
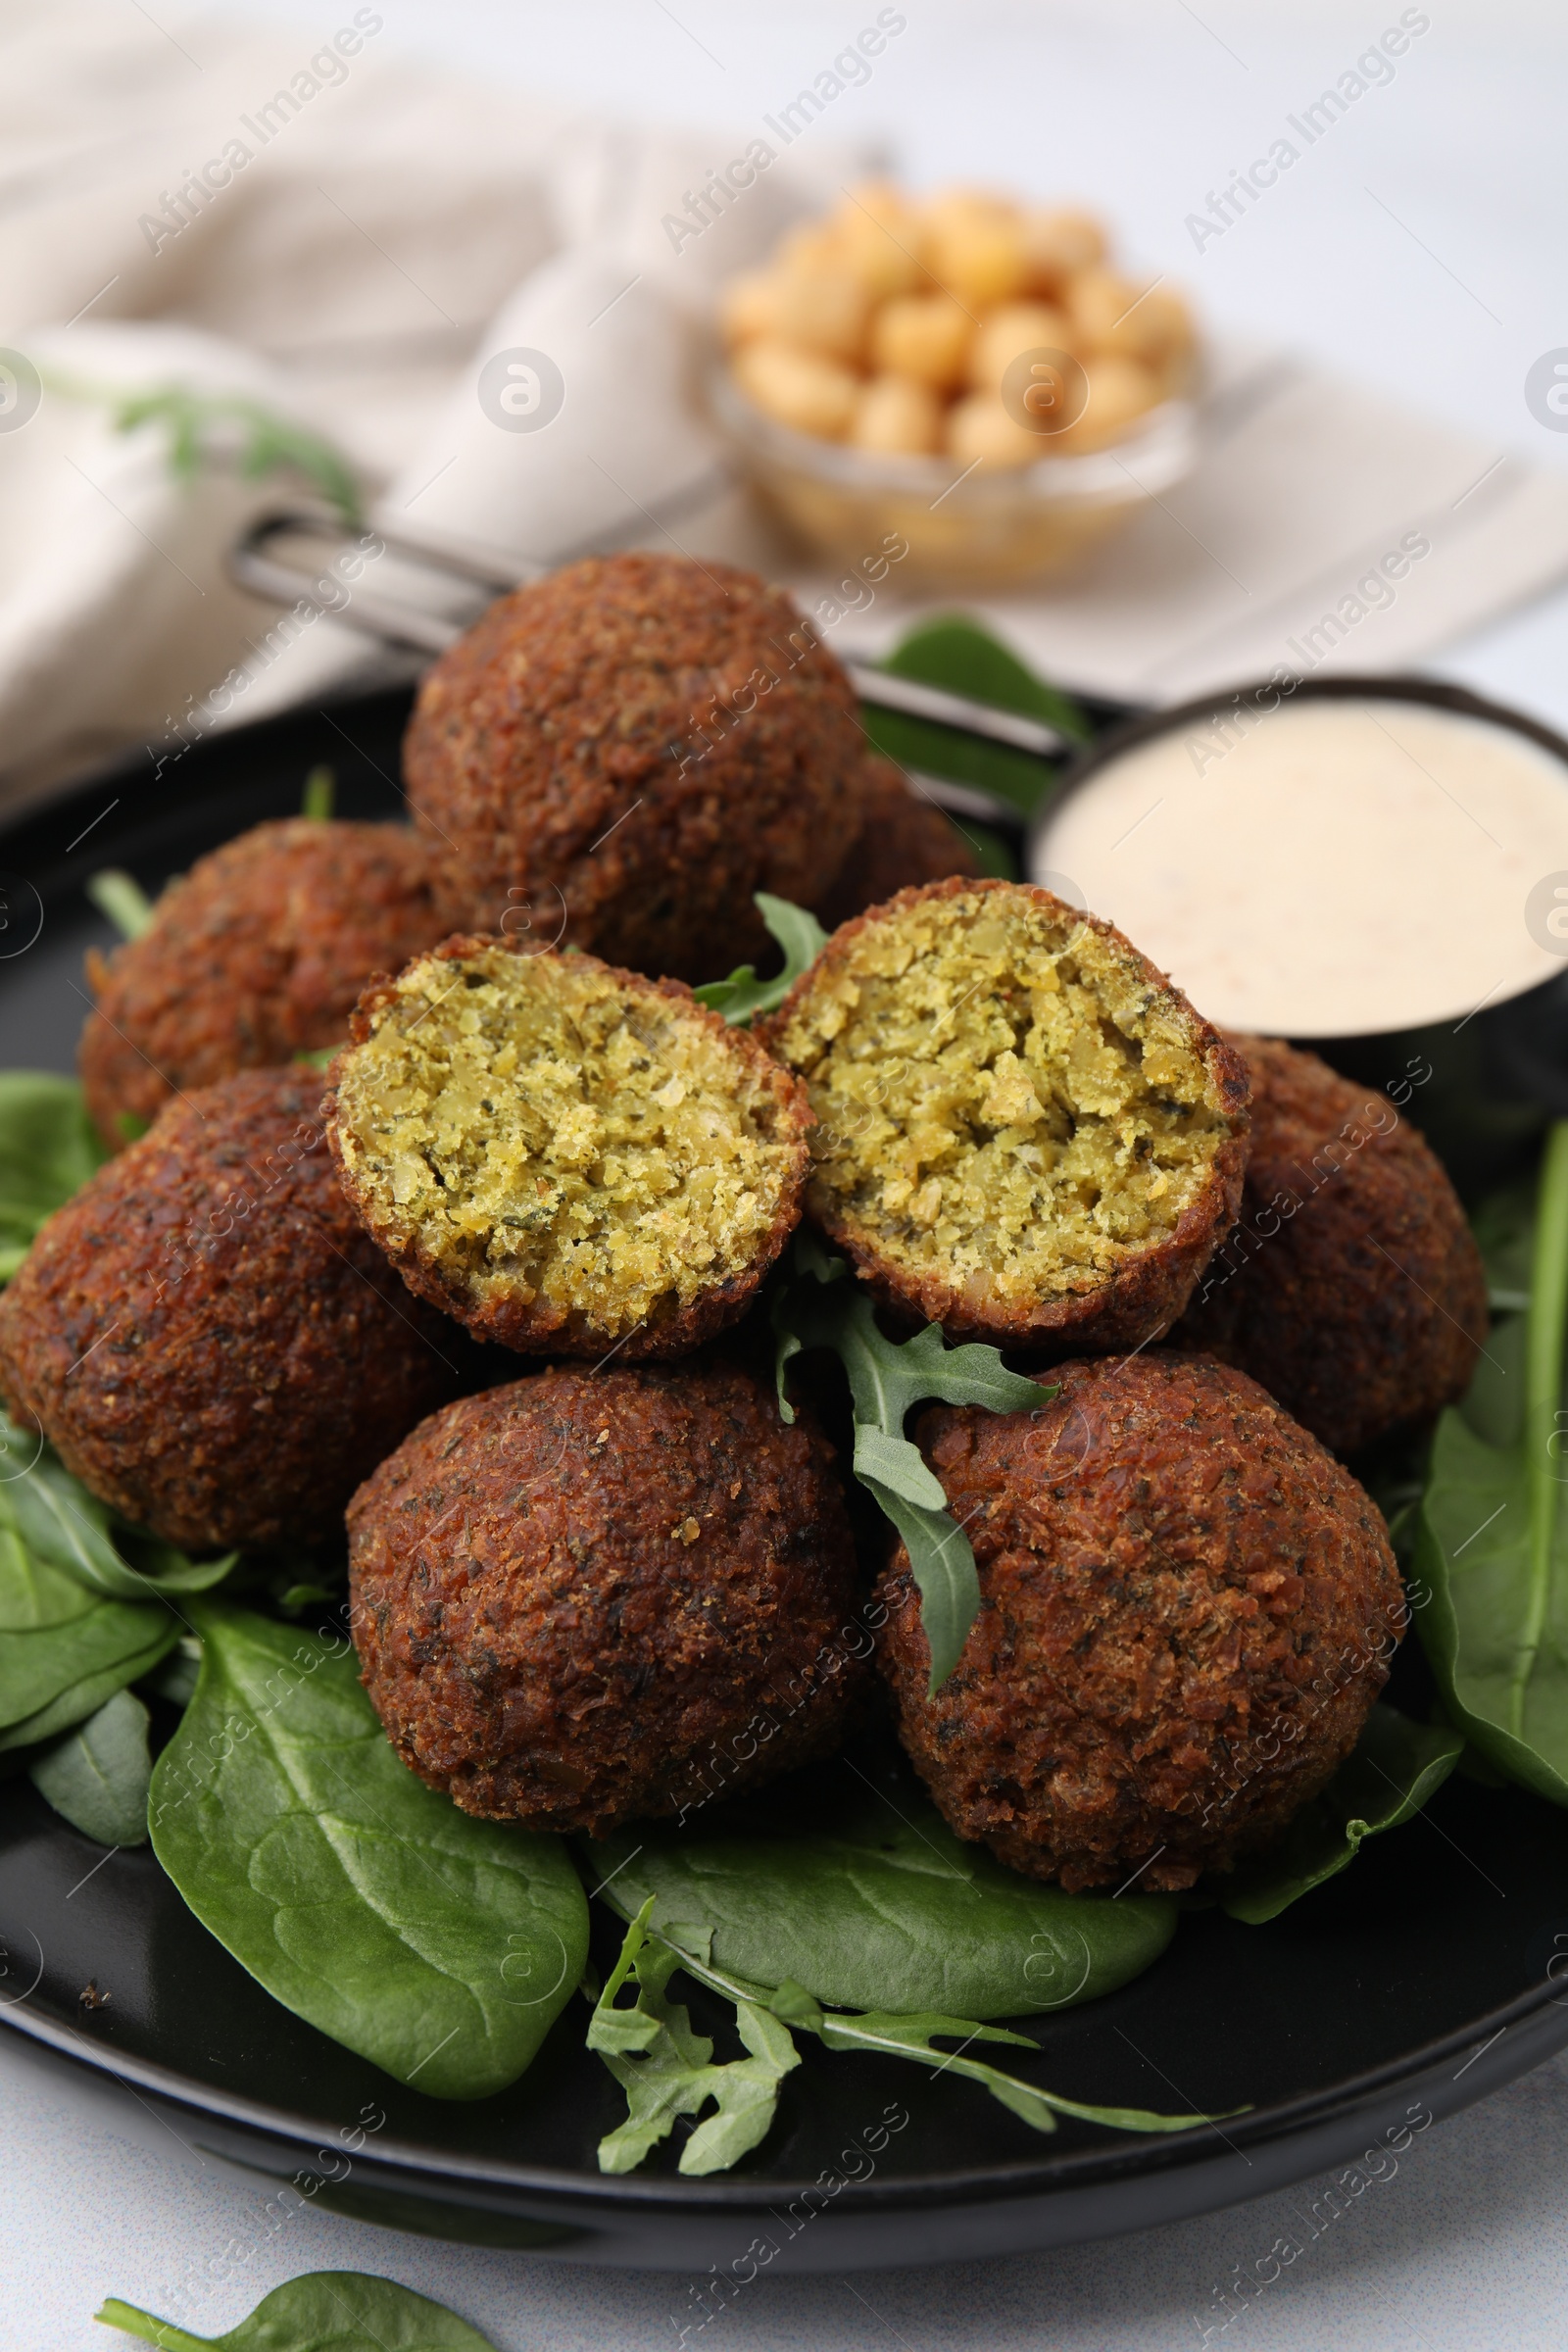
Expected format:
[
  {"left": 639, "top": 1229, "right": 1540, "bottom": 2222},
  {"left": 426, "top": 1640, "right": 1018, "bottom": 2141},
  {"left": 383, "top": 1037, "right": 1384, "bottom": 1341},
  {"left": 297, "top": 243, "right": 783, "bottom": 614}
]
[{"left": 9, "top": 4, "right": 1568, "bottom": 2344}]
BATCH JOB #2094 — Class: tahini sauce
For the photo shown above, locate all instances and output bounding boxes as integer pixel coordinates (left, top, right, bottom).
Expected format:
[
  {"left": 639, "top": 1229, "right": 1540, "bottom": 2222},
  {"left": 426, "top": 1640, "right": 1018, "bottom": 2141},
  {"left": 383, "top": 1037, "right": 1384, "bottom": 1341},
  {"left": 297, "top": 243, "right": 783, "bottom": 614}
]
[{"left": 1032, "top": 698, "right": 1568, "bottom": 1036}]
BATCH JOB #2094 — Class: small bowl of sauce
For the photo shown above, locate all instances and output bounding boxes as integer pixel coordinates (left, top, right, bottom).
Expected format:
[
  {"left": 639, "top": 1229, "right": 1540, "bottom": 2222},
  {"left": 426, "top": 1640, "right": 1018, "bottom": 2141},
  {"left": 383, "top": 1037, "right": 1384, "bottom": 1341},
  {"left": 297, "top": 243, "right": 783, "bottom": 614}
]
[{"left": 1029, "top": 677, "right": 1568, "bottom": 1190}]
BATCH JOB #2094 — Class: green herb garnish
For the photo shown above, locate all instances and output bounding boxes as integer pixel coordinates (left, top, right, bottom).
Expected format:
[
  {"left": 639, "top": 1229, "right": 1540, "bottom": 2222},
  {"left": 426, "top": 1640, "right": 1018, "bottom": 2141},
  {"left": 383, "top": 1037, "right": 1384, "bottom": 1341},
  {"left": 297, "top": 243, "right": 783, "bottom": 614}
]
[
  {"left": 0, "top": 1074, "right": 107, "bottom": 1279},
  {"left": 773, "top": 1234, "right": 1045, "bottom": 1689},
  {"left": 1418, "top": 1119, "right": 1568, "bottom": 1801},
  {"left": 149, "top": 1605, "right": 589, "bottom": 2097},
  {"left": 96, "top": 2272, "right": 498, "bottom": 2349},
  {"left": 693, "top": 892, "right": 827, "bottom": 1026},
  {"left": 86, "top": 869, "right": 154, "bottom": 943},
  {"left": 1216, "top": 1704, "right": 1463, "bottom": 1924}
]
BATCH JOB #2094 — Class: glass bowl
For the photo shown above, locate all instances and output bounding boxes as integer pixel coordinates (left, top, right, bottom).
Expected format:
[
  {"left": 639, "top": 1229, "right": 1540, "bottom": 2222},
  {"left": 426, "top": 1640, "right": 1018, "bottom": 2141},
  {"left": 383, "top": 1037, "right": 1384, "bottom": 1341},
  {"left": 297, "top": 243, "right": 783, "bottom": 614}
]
[{"left": 708, "top": 359, "right": 1200, "bottom": 590}]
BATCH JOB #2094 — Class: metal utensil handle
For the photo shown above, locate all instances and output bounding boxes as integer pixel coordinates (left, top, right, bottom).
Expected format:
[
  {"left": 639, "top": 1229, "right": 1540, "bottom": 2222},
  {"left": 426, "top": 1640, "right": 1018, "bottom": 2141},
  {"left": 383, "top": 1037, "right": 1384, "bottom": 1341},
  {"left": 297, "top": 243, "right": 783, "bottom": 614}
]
[{"left": 229, "top": 510, "right": 1070, "bottom": 762}]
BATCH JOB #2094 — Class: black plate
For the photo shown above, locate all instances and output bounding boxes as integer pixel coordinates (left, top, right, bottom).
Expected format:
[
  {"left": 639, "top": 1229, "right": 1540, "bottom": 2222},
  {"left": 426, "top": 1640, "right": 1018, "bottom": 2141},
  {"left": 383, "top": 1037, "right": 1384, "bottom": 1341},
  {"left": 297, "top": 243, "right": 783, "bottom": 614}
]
[{"left": 1, "top": 689, "right": 1566, "bottom": 2274}]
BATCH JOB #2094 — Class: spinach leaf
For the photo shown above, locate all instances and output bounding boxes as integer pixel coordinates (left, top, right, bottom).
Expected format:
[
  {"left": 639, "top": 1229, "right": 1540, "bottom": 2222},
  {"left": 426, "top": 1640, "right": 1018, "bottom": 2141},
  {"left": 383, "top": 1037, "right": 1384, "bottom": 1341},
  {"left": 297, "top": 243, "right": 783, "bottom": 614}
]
[
  {"left": 0, "top": 1524, "right": 173, "bottom": 1737},
  {"left": 0, "top": 1074, "right": 107, "bottom": 1279},
  {"left": 772, "top": 1239, "right": 1045, "bottom": 1688},
  {"left": 1417, "top": 1120, "right": 1568, "bottom": 1801},
  {"left": 583, "top": 1761, "right": 1174, "bottom": 2019},
  {"left": 95, "top": 2270, "right": 497, "bottom": 2349},
  {"left": 1470, "top": 1176, "right": 1536, "bottom": 1317},
  {"left": 860, "top": 616, "right": 1090, "bottom": 821},
  {"left": 28, "top": 1687, "right": 152, "bottom": 1846},
  {"left": 149, "top": 1605, "right": 588, "bottom": 2098},
  {"left": 589, "top": 1898, "right": 800, "bottom": 2176},
  {"left": 0, "top": 1414, "right": 236, "bottom": 1600},
  {"left": 693, "top": 893, "right": 828, "bottom": 1025},
  {"left": 1217, "top": 1705, "right": 1463, "bottom": 1924},
  {"left": 0, "top": 1628, "right": 174, "bottom": 1753}
]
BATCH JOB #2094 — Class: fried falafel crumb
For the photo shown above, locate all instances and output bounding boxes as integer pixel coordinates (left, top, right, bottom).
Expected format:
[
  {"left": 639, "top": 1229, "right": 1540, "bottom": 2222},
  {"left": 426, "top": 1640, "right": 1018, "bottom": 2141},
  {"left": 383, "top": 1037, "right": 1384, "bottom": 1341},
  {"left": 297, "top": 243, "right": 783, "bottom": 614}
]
[
  {"left": 770, "top": 884, "right": 1236, "bottom": 1313},
  {"left": 331, "top": 942, "right": 805, "bottom": 1345}
]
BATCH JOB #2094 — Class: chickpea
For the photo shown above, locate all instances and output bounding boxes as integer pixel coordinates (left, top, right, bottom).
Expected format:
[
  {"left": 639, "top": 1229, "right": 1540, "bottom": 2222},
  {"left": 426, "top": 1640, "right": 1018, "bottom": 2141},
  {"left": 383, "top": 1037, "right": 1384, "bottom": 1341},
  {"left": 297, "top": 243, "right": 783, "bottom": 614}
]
[
  {"left": 832, "top": 181, "right": 927, "bottom": 299},
  {"left": 850, "top": 373, "right": 943, "bottom": 456},
  {"left": 731, "top": 340, "right": 859, "bottom": 441},
  {"left": 760, "top": 264, "right": 869, "bottom": 364},
  {"left": 1024, "top": 210, "right": 1107, "bottom": 292},
  {"left": 1131, "top": 287, "right": 1197, "bottom": 379},
  {"left": 923, "top": 193, "right": 1031, "bottom": 308},
  {"left": 1053, "top": 358, "right": 1160, "bottom": 453},
  {"left": 965, "top": 301, "right": 1074, "bottom": 393},
  {"left": 1067, "top": 270, "right": 1192, "bottom": 368},
  {"left": 870, "top": 293, "right": 974, "bottom": 392},
  {"left": 945, "top": 390, "right": 1044, "bottom": 471}
]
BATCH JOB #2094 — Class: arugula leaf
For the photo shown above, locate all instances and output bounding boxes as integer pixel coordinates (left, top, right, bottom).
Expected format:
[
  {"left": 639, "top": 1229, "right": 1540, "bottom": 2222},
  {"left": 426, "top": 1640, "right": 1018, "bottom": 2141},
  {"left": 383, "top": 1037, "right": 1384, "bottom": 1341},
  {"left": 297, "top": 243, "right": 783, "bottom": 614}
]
[
  {"left": 0, "top": 1411, "right": 236, "bottom": 1600},
  {"left": 86, "top": 869, "right": 155, "bottom": 943},
  {"left": 589, "top": 1898, "right": 800, "bottom": 2176},
  {"left": 1417, "top": 1120, "right": 1568, "bottom": 1802},
  {"left": 772, "top": 1242, "right": 1045, "bottom": 1688},
  {"left": 27, "top": 1687, "right": 152, "bottom": 1846},
  {"left": 860, "top": 616, "right": 1090, "bottom": 821},
  {"left": 1217, "top": 1705, "right": 1464, "bottom": 1924},
  {"left": 149, "top": 1605, "right": 588, "bottom": 2097},
  {"left": 645, "top": 1932, "right": 1219, "bottom": 2150},
  {"left": 0, "top": 1074, "right": 108, "bottom": 1280},
  {"left": 582, "top": 1757, "right": 1175, "bottom": 2019},
  {"left": 693, "top": 893, "right": 828, "bottom": 1026},
  {"left": 95, "top": 2271, "right": 498, "bottom": 2349}
]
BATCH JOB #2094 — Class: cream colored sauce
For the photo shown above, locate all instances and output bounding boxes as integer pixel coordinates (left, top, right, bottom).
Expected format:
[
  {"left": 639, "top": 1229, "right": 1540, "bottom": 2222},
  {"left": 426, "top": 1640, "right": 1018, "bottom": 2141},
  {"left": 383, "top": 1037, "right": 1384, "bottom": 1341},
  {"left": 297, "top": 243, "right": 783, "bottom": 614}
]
[{"left": 1032, "top": 698, "right": 1568, "bottom": 1037}]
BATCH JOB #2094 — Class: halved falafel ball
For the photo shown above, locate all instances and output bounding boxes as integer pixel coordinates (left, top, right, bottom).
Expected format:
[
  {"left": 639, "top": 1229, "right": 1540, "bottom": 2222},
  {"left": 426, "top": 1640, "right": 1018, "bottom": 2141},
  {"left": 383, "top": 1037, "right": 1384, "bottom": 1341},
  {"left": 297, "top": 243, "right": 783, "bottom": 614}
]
[
  {"left": 1174, "top": 1036, "right": 1488, "bottom": 1455},
  {"left": 878, "top": 1351, "right": 1402, "bottom": 1891},
  {"left": 815, "top": 755, "right": 982, "bottom": 931},
  {"left": 403, "top": 552, "right": 870, "bottom": 983},
  {"left": 348, "top": 1362, "right": 870, "bottom": 1836},
  {"left": 0, "top": 1067, "right": 461, "bottom": 1551},
  {"left": 761, "top": 878, "right": 1250, "bottom": 1354},
  {"left": 78, "top": 817, "right": 448, "bottom": 1150},
  {"left": 326, "top": 936, "right": 811, "bottom": 1360}
]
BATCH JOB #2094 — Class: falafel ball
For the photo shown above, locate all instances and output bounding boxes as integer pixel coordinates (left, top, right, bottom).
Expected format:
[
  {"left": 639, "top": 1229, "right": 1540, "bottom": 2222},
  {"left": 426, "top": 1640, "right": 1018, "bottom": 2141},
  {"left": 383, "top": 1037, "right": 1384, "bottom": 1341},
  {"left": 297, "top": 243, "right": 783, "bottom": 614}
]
[
  {"left": 403, "top": 553, "right": 870, "bottom": 983},
  {"left": 0, "top": 1067, "right": 461, "bottom": 1550},
  {"left": 878, "top": 1351, "right": 1401, "bottom": 1891},
  {"left": 326, "top": 935, "right": 811, "bottom": 1360},
  {"left": 79, "top": 817, "right": 447, "bottom": 1151},
  {"left": 1174, "top": 1036, "right": 1488, "bottom": 1455},
  {"left": 347, "top": 1361, "right": 870, "bottom": 1836},
  {"left": 761, "top": 878, "right": 1250, "bottom": 1355},
  {"left": 815, "top": 755, "right": 982, "bottom": 931}
]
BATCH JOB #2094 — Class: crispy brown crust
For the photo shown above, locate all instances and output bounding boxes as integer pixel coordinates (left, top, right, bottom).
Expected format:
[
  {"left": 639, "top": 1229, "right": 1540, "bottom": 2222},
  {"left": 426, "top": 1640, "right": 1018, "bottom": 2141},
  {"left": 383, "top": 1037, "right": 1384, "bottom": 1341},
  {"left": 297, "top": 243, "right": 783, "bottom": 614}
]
[
  {"left": 760, "top": 877, "right": 1250, "bottom": 1355},
  {"left": 347, "top": 1362, "right": 871, "bottom": 1835},
  {"left": 814, "top": 754, "right": 982, "bottom": 931},
  {"left": 1174, "top": 1035, "right": 1488, "bottom": 1454},
  {"left": 877, "top": 1352, "right": 1402, "bottom": 1890},
  {"left": 0, "top": 1067, "right": 462, "bottom": 1550},
  {"left": 78, "top": 818, "right": 447, "bottom": 1150},
  {"left": 403, "top": 552, "right": 871, "bottom": 984},
  {"left": 324, "top": 935, "right": 812, "bottom": 1361}
]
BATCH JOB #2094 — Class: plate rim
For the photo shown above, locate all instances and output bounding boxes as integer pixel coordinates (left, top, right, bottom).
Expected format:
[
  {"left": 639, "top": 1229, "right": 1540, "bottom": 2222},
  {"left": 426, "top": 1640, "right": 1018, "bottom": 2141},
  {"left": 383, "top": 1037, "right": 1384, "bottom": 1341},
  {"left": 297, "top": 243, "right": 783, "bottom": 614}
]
[{"left": 3, "top": 1968, "right": 1563, "bottom": 2215}]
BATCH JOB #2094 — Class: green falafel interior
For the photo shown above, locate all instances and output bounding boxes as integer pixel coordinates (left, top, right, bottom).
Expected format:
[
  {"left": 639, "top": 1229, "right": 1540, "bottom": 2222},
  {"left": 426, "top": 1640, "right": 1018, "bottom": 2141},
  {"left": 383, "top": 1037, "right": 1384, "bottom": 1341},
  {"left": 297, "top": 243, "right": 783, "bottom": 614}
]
[
  {"left": 771, "top": 881, "right": 1239, "bottom": 1312},
  {"left": 328, "top": 941, "right": 807, "bottom": 1348}
]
